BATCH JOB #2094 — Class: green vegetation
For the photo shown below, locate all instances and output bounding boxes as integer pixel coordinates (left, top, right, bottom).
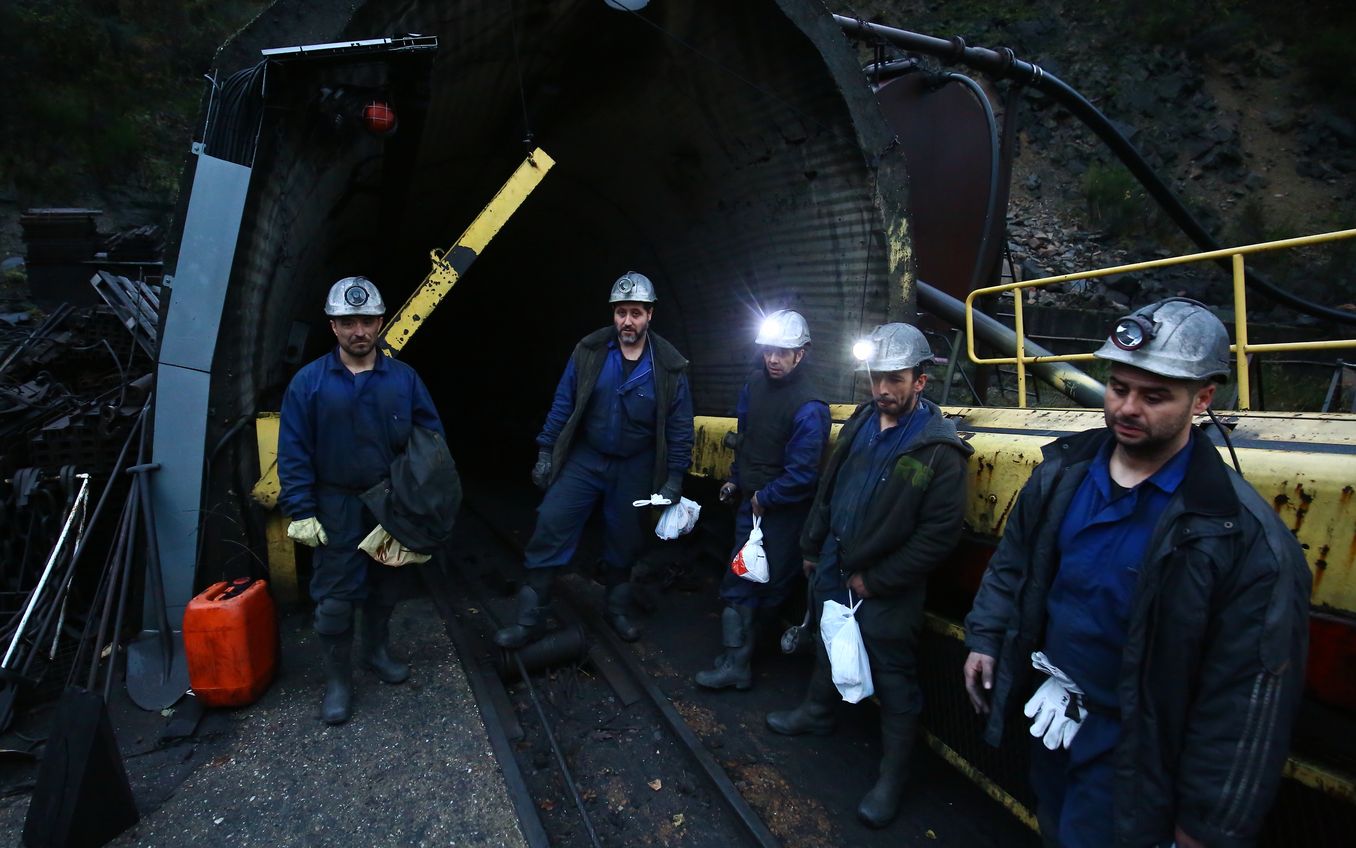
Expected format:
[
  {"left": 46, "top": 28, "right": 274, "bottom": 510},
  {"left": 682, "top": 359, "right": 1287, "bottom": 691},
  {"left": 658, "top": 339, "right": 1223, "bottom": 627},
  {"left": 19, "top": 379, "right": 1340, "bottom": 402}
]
[
  {"left": 0, "top": 0, "right": 266, "bottom": 197},
  {"left": 1082, "top": 162, "right": 1154, "bottom": 238}
]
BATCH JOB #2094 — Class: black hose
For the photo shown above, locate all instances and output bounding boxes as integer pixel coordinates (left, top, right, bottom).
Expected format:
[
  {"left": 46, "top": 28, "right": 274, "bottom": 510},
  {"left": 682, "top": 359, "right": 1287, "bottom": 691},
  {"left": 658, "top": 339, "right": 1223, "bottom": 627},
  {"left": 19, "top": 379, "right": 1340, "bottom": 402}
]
[{"left": 833, "top": 15, "right": 1356, "bottom": 326}]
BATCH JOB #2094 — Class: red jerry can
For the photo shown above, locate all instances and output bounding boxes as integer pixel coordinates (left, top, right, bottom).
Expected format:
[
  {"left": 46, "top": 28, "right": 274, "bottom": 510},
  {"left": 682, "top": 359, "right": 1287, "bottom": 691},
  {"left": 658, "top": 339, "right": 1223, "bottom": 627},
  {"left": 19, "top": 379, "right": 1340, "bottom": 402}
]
[{"left": 183, "top": 578, "right": 277, "bottom": 707}]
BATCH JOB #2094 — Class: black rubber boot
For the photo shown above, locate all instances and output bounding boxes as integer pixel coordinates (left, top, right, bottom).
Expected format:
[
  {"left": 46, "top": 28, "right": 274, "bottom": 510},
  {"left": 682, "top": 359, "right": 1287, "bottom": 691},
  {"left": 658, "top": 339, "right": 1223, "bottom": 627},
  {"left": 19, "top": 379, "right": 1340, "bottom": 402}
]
[
  {"left": 695, "top": 605, "right": 755, "bottom": 690},
  {"left": 766, "top": 643, "right": 838, "bottom": 736},
  {"left": 319, "top": 631, "right": 354, "bottom": 725},
  {"left": 494, "top": 571, "right": 554, "bottom": 649},
  {"left": 605, "top": 582, "right": 642, "bottom": 642},
  {"left": 359, "top": 603, "right": 409, "bottom": 684},
  {"left": 857, "top": 711, "right": 919, "bottom": 828}
]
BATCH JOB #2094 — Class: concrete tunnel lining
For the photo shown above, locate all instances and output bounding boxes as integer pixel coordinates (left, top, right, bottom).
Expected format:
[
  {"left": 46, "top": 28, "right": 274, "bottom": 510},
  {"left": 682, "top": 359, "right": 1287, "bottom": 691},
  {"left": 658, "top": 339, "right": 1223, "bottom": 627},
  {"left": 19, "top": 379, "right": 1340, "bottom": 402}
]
[{"left": 192, "top": 0, "right": 913, "bottom": 580}]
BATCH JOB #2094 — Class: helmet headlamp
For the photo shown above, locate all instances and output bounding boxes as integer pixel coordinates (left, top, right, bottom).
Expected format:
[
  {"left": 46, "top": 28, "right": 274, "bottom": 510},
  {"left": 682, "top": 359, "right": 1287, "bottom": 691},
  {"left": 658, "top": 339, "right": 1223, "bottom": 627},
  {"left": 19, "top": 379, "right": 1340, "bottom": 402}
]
[{"left": 1110, "top": 314, "right": 1155, "bottom": 351}]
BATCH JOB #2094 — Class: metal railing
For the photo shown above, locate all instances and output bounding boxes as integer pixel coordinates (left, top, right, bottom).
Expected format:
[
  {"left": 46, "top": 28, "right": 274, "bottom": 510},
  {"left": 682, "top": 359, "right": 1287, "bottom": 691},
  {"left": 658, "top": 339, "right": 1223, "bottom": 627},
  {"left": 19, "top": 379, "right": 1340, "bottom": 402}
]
[{"left": 964, "top": 228, "right": 1356, "bottom": 409}]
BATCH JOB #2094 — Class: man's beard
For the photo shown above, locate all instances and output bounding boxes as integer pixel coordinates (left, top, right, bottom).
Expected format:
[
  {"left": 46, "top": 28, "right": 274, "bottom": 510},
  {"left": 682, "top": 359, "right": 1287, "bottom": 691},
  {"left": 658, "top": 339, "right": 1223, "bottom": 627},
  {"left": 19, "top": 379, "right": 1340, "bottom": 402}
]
[{"left": 619, "top": 328, "right": 647, "bottom": 345}]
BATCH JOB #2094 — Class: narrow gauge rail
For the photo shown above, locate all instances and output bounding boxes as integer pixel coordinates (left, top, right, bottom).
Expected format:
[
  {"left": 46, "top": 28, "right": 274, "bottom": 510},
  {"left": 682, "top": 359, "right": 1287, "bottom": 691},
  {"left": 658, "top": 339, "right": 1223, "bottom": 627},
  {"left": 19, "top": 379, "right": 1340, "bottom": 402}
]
[
  {"left": 425, "top": 495, "right": 1038, "bottom": 848},
  {"left": 423, "top": 509, "right": 780, "bottom": 848}
]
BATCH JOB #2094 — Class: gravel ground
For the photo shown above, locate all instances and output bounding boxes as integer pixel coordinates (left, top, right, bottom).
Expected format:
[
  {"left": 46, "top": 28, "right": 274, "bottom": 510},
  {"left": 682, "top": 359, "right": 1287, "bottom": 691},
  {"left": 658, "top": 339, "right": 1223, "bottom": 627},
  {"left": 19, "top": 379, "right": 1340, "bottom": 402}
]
[{"left": 1, "top": 598, "right": 527, "bottom": 848}]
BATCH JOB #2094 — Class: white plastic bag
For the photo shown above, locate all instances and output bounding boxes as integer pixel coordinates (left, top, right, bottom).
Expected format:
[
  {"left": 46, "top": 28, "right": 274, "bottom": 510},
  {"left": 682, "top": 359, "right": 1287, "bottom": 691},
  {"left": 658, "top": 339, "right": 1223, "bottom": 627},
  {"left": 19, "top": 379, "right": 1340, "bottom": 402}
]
[
  {"left": 729, "top": 515, "right": 769, "bottom": 583},
  {"left": 655, "top": 497, "right": 701, "bottom": 540},
  {"left": 821, "top": 595, "right": 873, "bottom": 703}
]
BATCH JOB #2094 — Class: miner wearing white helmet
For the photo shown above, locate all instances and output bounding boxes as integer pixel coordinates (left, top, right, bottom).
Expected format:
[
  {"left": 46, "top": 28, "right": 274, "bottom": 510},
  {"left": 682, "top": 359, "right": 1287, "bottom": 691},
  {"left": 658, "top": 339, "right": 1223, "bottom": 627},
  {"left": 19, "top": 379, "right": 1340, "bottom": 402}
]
[
  {"left": 694, "top": 310, "right": 829, "bottom": 692},
  {"left": 767, "top": 321, "right": 973, "bottom": 828},
  {"left": 964, "top": 298, "right": 1310, "bottom": 847},
  {"left": 495, "top": 272, "right": 694, "bottom": 647},
  {"left": 277, "top": 276, "right": 444, "bottom": 725}
]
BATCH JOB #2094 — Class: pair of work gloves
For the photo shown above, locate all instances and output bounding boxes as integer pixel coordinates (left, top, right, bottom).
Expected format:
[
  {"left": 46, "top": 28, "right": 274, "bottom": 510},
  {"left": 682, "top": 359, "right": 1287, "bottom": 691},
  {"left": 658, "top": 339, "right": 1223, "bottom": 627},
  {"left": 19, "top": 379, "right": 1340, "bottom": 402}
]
[
  {"left": 1024, "top": 651, "right": 1088, "bottom": 750},
  {"left": 532, "top": 448, "right": 682, "bottom": 504},
  {"left": 285, "top": 517, "right": 430, "bottom": 567}
]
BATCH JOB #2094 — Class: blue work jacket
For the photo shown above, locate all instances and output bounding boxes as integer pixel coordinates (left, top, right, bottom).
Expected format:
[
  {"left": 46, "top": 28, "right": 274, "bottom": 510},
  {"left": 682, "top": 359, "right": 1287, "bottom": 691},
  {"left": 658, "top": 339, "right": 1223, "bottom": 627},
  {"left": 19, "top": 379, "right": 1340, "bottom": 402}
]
[{"left": 278, "top": 347, "right": 443, "bottom": 520}]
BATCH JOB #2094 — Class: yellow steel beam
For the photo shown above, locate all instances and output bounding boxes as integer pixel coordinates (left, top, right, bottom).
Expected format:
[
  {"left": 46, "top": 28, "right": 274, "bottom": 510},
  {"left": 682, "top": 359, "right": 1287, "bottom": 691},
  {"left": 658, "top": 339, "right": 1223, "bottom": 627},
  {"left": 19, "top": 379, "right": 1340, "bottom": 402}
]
[
  {"left": 382, "top": 147, "right": 555, "bottom": 354},
  {"left": 250, "top": 413, "right": 297, "bottom": 604}
]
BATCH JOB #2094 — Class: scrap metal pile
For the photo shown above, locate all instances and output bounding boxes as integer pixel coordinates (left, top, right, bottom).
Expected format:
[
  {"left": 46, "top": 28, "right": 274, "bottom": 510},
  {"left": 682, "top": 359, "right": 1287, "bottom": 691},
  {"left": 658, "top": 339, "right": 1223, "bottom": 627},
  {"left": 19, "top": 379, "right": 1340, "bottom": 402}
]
[{"left": 0, "top": 285, "right": 158, "bottom": 729}]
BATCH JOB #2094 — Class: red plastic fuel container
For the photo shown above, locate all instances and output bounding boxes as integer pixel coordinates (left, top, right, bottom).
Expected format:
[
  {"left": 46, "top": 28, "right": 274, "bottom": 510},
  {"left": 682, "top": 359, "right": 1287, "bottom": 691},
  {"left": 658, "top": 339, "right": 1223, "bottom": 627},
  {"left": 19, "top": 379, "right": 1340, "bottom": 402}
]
[{"left": 183, "top": 578, "right": 277, "bottom": 707}]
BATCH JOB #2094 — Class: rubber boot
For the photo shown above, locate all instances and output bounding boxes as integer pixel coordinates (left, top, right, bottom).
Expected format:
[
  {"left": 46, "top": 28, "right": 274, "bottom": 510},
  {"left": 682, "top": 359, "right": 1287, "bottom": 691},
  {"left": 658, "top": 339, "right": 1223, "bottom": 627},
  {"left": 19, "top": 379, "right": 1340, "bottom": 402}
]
[
  {"left": 319, "top": 631, "right": 354, "bottom": 725},
  {"left": 695, "top": 605, "right": 755, "bottom": 690},
  {"left": 494, "top": 571, "right": 554, "bottom": 649},
  {"left": 857, "top": 711, "right": 919, "bottom": 828},
  {"left": 359, "top": 603, "right": 409, "bottom": 684},
  {"left": 766, "top": 643, "right": 838, "bottom": 736},
  {"left": 605, "top": 582, "right": 642, "bottom": 642}
]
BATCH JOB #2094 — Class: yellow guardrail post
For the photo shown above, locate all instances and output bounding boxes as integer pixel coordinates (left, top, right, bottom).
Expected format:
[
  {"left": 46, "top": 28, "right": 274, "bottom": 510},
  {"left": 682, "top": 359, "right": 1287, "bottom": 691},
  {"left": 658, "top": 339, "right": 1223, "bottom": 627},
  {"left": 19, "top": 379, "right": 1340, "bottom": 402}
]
[
  {"left": 1232, "top": 253, "right": 1251, "bottom": 410},
  {"left": 1013, "top": 287, "right": 1028, "bottom": 408}
]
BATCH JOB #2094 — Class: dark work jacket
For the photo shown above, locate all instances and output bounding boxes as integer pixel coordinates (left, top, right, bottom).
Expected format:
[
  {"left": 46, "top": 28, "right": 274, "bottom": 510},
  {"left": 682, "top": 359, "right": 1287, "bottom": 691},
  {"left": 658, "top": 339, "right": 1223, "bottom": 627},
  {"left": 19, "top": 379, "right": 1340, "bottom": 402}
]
[
  {"left": 360, "top": 426, "right": 462, "bottom": 554},
  {"left": 963, "top": 427, "right": 1311, "bottom": 848},
  {"left": 800, "top": 399, "right": 972, "bottom": 598},
  {"left": 733, "top": 364, "right": 826, "bottom": 497},
  {"left": 539, "top": 327, "right": 693, "bottom": 492}
]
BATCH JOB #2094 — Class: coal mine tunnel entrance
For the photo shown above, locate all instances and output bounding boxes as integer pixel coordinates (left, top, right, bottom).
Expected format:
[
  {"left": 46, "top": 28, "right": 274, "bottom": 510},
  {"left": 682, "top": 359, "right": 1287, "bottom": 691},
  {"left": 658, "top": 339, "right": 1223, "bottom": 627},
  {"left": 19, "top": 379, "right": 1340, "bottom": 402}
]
[{"left": 208, "top": 0, "right": 911, "bottom": 515}]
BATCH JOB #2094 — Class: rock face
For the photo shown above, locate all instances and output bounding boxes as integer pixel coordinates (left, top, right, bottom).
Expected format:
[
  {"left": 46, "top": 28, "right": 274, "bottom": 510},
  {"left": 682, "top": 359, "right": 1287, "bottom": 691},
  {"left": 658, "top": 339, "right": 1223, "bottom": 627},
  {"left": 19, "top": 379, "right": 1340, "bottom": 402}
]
[{"left": 858, "top": 0, "right": 1356, "bottom": 316}]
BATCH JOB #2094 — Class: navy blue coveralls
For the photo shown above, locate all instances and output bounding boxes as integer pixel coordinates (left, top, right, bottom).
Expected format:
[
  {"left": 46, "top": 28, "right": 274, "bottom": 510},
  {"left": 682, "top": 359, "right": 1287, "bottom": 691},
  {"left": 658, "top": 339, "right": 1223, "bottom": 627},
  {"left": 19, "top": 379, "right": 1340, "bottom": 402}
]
[
  {"left": 1031, "top": 437, "right": 1193, "bottom": 848},
  {"left": 723, "top": 383, "right": 829, "bottom": 608},
  {"left": 277, "top": 348, "right": 443, "bottom": 604},
  {"left": 526, "top": 338, "right": 693, "bottom": 576}
]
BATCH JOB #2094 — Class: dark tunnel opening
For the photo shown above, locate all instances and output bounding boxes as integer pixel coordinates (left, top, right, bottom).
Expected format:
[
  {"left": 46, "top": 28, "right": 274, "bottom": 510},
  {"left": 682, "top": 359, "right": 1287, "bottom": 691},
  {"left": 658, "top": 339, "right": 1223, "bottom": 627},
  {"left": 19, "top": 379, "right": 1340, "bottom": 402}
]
[{"left": 196, "top": 0, "right": 913, "bottom": 578}]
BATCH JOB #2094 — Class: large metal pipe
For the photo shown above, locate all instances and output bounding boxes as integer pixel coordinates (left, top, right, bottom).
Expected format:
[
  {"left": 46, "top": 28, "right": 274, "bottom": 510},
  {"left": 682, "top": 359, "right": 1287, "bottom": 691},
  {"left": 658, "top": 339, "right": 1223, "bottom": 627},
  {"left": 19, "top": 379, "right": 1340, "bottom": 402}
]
[
  {"left": 918, "top": 279, "right": 1106, "bottom": 408},
  {"left": 835, "top": 14, "right": 1356, "bottom": 327}
]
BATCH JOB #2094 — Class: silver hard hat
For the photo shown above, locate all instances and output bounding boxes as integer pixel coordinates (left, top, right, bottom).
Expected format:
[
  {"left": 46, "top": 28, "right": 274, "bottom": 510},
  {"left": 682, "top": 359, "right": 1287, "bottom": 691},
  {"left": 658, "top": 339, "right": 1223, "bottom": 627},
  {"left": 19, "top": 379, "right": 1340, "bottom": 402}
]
[
  {"left": 324, "top": 276, "right": 386, "bottom": 317},
  {"left": 853, "top": 323, "right": 932, "bottom": 372},
  {"left": 755, "top": 310, "right": 811, "bottom": 349},
  {"left": 1094, "top": 297, "right": 1231, "bottom": 383},
  {"left": 609, "top": 271, "right": 658, "bottom": 304}
]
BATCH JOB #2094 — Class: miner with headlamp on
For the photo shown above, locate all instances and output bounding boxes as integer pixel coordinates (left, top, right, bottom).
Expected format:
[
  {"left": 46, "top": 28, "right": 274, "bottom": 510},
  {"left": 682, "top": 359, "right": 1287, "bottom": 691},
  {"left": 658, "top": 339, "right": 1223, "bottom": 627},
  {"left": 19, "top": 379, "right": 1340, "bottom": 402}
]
[
  {"left": 767, "top": 322, "right": 972, "bottom": 827},
  {"left": 694, "top": 310, "right": 830, "bottom": 691}
]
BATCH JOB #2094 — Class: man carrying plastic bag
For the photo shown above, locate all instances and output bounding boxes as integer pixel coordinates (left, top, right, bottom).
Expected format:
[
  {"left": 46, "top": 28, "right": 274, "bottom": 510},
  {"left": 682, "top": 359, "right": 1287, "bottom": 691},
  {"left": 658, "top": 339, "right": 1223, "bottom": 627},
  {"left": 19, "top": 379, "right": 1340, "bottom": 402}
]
[
  {"left": 693, "top": 311, "right": 829, "bottom": 692},
  {"left": 764, "top": 323, "right": 971, "bottom": 828}
]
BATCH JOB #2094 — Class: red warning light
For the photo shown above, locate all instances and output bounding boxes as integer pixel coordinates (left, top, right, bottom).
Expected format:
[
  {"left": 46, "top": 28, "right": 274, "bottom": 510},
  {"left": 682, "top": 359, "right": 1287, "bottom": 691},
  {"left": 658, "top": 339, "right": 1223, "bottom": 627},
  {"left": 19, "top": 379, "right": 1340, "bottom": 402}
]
[{"left": 361, "top": 101, "right": 398, "bottom": 136}]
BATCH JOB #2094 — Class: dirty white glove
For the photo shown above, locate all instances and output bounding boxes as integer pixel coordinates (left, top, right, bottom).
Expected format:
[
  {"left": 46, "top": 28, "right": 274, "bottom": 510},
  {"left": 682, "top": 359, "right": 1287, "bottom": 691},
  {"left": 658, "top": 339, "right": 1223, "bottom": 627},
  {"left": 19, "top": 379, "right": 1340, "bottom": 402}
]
[
  {"left": 1023, "top": 651, "right": 1087, "bottom": 750},
  {"left": 286, "top": 517, "right": 328, "bottom": 547},
  {"left": 359, "top": 524, "right": 431, "bottom": 567}
]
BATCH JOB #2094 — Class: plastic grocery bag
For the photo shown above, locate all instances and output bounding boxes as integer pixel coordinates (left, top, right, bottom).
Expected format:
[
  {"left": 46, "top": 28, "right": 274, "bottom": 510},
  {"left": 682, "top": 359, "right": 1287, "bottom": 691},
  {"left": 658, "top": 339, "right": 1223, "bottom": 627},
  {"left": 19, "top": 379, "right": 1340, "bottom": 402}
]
[
  {"left": 821, "top": 595, "right": 873, "bottom": 703},
  {"left": 655, "top": 497, "right": 702, "bottom": 540},
  {"left": 729, "top": 515, "right": 769, "bottom": 583}
]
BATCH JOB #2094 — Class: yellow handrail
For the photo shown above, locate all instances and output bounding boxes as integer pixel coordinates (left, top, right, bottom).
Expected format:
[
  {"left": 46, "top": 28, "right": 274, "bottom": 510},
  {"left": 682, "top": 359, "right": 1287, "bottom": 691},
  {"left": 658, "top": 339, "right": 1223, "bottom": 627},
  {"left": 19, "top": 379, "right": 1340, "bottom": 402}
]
[{"left": 963, "top": 228, "right": 1356, "bottom": 408}]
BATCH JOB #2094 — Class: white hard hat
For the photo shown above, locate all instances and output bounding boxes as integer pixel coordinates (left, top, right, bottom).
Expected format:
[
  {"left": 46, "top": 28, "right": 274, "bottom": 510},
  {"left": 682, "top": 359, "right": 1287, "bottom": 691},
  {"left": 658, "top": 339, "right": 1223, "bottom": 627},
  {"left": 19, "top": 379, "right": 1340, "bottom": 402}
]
[
  {"left": 609, "top": 271, "right": 658, "bottom": 304},
  {"left": 853, "top": 323, "right": 932, "bottom": 372},
  {"left": 325, "top": 276, "right": 386, "bottom": 317},
  {"left": 755, "top": 310, "right": 811, "bottom": 348},
  {"left": 1094, "top": 297, "right": 1231, "bottom": 383}
]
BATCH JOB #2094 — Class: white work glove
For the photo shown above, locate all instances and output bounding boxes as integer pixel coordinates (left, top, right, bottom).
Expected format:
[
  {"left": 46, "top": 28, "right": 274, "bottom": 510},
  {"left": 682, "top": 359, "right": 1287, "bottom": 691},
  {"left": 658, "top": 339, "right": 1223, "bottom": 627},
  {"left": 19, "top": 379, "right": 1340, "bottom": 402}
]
[
  {"left": 359, "top": 524, "right": 432, "bottom": 567},
  {"left": 286, "top": 516, "right": 328, "bottom": 547},
  {"left": 1023, "top": 651, "right": 1087, "bottom": 750},
  {"left": 631, "top": 493, "right": 673, "bottom": 507}
]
